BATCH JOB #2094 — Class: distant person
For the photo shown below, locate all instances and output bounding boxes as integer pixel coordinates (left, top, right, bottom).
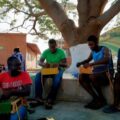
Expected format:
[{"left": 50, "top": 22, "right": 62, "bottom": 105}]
[
  {"left": 76, "top": 35, "right": 113, "bottom": 110},
  {"left": 12, "top": 48, "right": 25, "bottom": 71},
  {"left": 34, "top": 39, "right": 67, "bottom": 109},
  {"left": 103, "top": 48, "right": 120, "bottom": 113},
  {"left": 0, "top": 56, "right": 32, "bottom": 120},
  {"left": 0, "top": 64, "right": 6, "bottom": 73}
]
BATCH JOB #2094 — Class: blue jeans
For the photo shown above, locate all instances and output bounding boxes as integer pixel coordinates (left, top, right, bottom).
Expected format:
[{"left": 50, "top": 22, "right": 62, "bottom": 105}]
[
  {"left": 10, "top": 106, "right": 27, "bottom": 120},
  {"left": 35, "top": 70, "right": 64, "bottom": 101}
]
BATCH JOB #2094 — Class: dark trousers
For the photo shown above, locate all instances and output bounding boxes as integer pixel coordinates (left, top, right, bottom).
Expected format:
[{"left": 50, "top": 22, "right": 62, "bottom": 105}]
[
  {"left": 79, "top": 72, "right": 110, "bottom": 100},
  {"left": 114, "top": 72, "right": 120, "bottom": 106}
]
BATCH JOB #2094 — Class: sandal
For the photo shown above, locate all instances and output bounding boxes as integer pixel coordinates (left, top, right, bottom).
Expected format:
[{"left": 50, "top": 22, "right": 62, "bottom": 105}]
[
  {"left": 36, "top": 98, "right": 44, "bottom": 105},
  {"left": 103, "top": 105, "right": 120, "bottom": 113},
  {"left": 29, "top": 99, "right": 44, "bottom": 108},
  {"left": 45, "top": 102, "right": 53, "bottom": 110}
]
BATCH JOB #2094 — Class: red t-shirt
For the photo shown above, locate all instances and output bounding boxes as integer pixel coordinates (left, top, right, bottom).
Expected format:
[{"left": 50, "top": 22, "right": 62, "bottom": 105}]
[{"left": 0, "top": 72, "right": 32, "bottom": 89}]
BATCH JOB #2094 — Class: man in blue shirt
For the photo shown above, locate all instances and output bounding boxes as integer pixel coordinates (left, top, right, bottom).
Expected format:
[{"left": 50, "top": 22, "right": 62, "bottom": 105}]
[{"left": 77, "top": 35, "right": 112, "bottom": 110}]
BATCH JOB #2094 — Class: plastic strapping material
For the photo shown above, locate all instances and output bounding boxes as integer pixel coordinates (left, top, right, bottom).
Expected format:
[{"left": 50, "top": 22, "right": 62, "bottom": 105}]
[
  {"left": 79, "top": 67, "right": 93, "bottom": 74},
  {"left": 41, "top": 68, "right": 59, "bottom": 75}
]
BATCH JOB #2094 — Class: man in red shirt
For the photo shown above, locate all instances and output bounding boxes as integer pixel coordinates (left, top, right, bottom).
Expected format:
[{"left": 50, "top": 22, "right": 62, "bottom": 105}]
[{"left": 0, "top": 56, "right": 32, "bottom": 120}]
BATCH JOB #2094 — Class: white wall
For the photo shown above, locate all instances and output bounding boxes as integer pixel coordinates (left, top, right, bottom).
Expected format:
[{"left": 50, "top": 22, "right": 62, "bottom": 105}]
[{"left": 66, "top": 44, "right": 91, "bottom": 74}]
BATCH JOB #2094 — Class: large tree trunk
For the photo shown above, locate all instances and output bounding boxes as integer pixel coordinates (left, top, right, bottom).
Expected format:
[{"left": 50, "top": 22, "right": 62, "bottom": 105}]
[{"left": 39, "top": 0, "right": 120, "bottom": 73}]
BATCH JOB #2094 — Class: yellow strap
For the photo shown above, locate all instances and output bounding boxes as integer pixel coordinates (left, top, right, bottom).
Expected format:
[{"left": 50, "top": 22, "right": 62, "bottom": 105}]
[
  {"left": 16, "top": 104, "right": 21, "bottom": 120},
  {"left": 79, "top": 66, "right": 93, "bottom": 74}
]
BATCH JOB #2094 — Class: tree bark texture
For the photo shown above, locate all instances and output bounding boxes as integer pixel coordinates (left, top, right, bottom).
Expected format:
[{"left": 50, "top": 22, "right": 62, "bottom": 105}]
[{"left": 39, "top": 0, "right": 120, "bottom": 47}]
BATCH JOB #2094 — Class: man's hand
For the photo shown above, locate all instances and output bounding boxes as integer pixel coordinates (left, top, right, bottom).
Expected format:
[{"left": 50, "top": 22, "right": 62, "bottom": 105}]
[
  {"left": 45, "top": 63, "right": 51, "bottom": 68},
  {"left": 42, "top": 63, "right": 59, "bottom": 68},
  {"left": 51, "top": 64, "right": 59, "bottom": 68},
  {"left": 59, "top": 58, "right": 67, "bottom": 68},
  {"left": 42, "top": 63, "right": 50, "bottom": 68},
  {"left": 83, "top": 63, "right": 90, "bottom": 68},
  {"left": 76, "top": 62, "right": 81, "bottom": 68}
]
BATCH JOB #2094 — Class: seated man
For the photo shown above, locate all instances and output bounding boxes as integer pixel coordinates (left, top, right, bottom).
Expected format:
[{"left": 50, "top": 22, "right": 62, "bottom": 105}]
[
  {"left": 103, "top": 48, "right": 120, "bottom": 113},
  {"left": 0, "top": 56, "right": 32, "bottom": 120},
  {"left": 76, "top": 35, "right": 112, "bottom": 110},
  {"left": 34, "top": 39, "right": 67, "bottom": 109}
]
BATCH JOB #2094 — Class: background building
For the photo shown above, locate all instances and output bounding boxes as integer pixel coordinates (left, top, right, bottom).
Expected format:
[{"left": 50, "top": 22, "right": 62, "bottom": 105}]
[{"left": 0, "top": 33, "right": 40, "bottom": 69}]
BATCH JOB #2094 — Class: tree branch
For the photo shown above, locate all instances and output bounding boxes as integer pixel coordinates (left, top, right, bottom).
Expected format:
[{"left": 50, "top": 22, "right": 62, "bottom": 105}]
[
  {"left": 30, "top": 32, "right": 48, "bottom": 40},
  {"left": 29, "top": 17, "right": 48, "bottom": 39},
  {"left": 38, "top": 0, "right": 68, "bottom": 30},
  {"left": 24, "top": 0, "right": 34, "bottom": 14},
  {"left": 0, "top": 0, "right": 45, "bottom": 19},
  {"left": 33, "top": 11, "right": 46, "bottom": 17},
  {"left": 5, "top": 0, "right": 30, "bottom": 15},
  {"left": 77, "top": 0, "right": 108, "bottom": 28},
  {"left": 39, "top": 0, "right": 80, "bottom": 46},
  {"left": 24, "top": 0, "right": 46, "bottom": 17},
  {"left": 0, "top": 8, "right": 11, "bottom": 15},
  {"left": 77, "top": 0, "right": 88, "bottom": 27},
  {"left": 98, "top": 0, "right": 120, "bottom": 28},
  {"left": 88, "top": 0, "right": 108, "bottom": 18},
  {"left": 9, "top": 15, "right": 31, "bottom": 31},
  {"left": 6, "top": 0, "right": 46, "bottom": 17},
  {"left": 29, "top": 17, "right": 38, "bottom": 33}
]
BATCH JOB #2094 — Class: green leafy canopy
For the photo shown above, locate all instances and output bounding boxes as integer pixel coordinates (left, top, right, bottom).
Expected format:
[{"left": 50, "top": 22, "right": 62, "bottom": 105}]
[{"left": 0, "top": 0, "right": 75, "bottom": 39}]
